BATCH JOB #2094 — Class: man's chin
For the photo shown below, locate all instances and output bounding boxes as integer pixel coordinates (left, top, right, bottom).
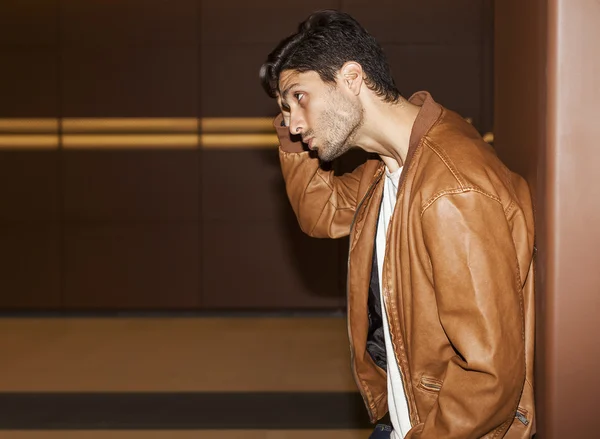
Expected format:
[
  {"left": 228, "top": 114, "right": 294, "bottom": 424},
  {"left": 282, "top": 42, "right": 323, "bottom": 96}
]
[
  {"left": 317, "top": 147, "right": 346, "bottom": 162},
  {"left": 317, "top": 150, "right": 335, "bottom": 162}
]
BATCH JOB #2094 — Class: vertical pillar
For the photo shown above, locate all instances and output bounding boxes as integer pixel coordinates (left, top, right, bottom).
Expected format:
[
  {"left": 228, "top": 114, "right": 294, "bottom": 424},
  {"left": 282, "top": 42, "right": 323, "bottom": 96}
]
[{"left": 495, "top": 1, "right": 600, "bottom": 437}]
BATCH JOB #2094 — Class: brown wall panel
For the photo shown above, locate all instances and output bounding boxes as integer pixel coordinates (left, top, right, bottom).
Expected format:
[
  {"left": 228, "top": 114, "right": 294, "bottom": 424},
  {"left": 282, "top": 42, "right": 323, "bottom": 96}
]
[
  {"left": 201, "top": 0, "right": 341, "bottom": 45},
  {"left": 0, "top": 0, "right": 61, "bottom": 311},
  {"left": 200, "top": 44, "right": 279, "bottom": 118},
  {"left": 479, "top": 0, "right": 494, "bottom": 135},
  {"left": 60, "top": 0, "right": 198, "bottom": 46},
  {"left": 61, "top": 48, "right": 198, "bottom": 117},
  {"left": 0, "top": 225, "right": 61, "bottom": 308},
  {"left": 0, "top": 151, "right": 60, "bottom": 222},
  {"left": 202, "top": 148, "right": 346, "bottom": 309},
  {"left": 0, "top": 0, "right": 58, "bottom": 46},
  {"left": 0, "top": 3, "right": 493, "bottom": 311},
  {"left": 202, "top": 220, "right": 344, "bottom": 309},
  {"left": 342, "top": 0, "right": 482, "bottom": 44},
  {"left": 63, "top": 223, "right": 200, "bottom": 309},
  {"left": 63, "top": 150, "right": 199, "bottom": 222},
  {"left": 383, "top": 44, "right": 483, "bottom": 128},
  {"left": 56, "top": 2, "right": 202, "bottom": 309},
  {"left": 0, "top": 50, "right": 59, "bottom": 117},
  {"left": 202, "top": 150, "right": 288, "bottom": 222},
  {"left": 494, "top": 0, "right": 546, "bottom": 196}
]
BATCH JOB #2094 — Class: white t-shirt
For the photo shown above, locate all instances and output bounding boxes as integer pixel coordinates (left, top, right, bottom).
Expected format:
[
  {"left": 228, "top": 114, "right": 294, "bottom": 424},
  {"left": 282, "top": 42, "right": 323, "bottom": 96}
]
[{"left": 375, "top": 165, "right": 412, "bottom": 438}]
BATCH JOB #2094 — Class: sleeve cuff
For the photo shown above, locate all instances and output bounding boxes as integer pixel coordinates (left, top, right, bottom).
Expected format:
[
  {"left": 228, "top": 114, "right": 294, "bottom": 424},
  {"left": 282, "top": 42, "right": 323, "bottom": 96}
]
[{"left": 273, "top": 114, "right": 306, "bottom": 153}]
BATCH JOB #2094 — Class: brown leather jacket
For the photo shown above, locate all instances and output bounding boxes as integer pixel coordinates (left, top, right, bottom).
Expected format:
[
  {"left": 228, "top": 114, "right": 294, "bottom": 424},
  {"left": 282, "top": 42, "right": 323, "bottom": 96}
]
[{"left": 276, "top": 92, "right": 536, "bottom": 439}]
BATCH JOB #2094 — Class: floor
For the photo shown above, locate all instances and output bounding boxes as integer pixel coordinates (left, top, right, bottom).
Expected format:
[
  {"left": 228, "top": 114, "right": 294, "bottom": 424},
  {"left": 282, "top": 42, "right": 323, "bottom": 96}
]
[{"left": 0, "top": 316, "right": 373, "bottom": 438}]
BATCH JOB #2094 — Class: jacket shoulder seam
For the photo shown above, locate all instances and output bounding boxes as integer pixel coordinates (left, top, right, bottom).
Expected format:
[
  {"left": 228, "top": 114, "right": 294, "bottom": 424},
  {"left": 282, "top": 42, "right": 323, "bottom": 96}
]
[
  {"left": 420, "top": 187, "right": 502, "bottom": 218},
  {"left": 423, "top": 138, "right": 466, "bottom": 188}
]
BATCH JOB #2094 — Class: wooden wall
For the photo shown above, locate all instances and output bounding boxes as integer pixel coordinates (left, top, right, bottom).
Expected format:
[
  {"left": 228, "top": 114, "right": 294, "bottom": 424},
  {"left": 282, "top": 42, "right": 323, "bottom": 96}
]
[{"left": 0, "top": 0, "right": 493, "bottom": 310}]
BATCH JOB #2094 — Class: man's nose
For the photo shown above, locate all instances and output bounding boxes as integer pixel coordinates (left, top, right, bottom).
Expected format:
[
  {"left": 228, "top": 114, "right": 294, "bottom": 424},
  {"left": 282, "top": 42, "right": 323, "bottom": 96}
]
[{"left": 289, "top": 115, "right": 304, "bottom": 136}]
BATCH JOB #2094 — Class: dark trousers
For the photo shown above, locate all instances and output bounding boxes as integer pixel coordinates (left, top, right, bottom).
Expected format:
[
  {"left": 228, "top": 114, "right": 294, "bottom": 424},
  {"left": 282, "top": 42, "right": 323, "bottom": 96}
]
[{"left": 369, "top": 423, "right": 393, "bottom": 438}]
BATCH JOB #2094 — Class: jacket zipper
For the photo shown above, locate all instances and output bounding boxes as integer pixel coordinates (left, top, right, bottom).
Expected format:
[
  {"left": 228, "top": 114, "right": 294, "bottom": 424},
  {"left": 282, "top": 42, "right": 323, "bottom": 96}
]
[
  {"left": 346, "top": 166, "right": 384, "bottom": 421},
  {"left": 378, "top": 170, "right": 421, "bottom": 426},
  {"left": 382, "top": 272, "right": 420, "bottom": 426},
  {"left": 515, "top": 408, "right": 529, "bottom": 426}
]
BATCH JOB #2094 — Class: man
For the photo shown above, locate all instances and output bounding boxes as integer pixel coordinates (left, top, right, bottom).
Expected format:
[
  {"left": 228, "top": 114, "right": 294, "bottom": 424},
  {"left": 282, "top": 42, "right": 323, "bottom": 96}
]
[{"left": 260, "top": 10, "right": 535, "bottom": 439}]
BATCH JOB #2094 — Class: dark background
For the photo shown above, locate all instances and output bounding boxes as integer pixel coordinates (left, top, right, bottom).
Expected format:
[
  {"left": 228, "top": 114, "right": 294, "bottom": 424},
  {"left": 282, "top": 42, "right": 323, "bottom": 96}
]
[{"left": 0, "top": 0, "right": 494, "bottom": 311}]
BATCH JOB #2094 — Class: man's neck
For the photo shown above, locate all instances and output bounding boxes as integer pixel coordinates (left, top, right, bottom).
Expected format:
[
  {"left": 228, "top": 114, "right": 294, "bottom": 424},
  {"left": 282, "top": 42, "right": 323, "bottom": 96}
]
[{"left": 353, "top": 96, "right": 421, "bottom": 173}]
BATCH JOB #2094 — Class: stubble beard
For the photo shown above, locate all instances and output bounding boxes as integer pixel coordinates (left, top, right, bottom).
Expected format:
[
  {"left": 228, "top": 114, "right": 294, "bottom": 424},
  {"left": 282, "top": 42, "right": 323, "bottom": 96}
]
[{"left": 315, "top": 94, "right": 363, "bottom": 163}]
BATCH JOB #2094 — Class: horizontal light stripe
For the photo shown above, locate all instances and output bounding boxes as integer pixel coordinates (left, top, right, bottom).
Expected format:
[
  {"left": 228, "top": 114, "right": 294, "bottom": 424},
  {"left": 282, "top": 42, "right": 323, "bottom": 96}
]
[
  {"left": 0, "top": 119, "right": 58, "bottom": 133},
  {"left": 62, "top": 118, "right": 275, "bottom": 134},
  {"left": 63, "top": 134, "right": 199, "bottom": 149},
  {"left": 63, "top": 118, "right": 198, "bottom": 133},
  {"left": 201, "top": 117, "right": 274, "bottom": 133},
  {"left": 0, "top": 134, "right": 279, "bottom": 149},
  {"left": 62, "top": 134, "right": 278, "bottom": 149},
  {"left": 0, "top": 135, "right": 59, "bottom": 149},
  {"left": 0, "top": 118, "right": 280, "bottom": 149},
  {"left": 0, "top": 118, "right": 492, "bottom": 149},
  {"left": 0, "top": 118, "right": 276, "bottom": 134},
  {"left": 201, "top": 134, "right": 279, "bottom": 149}
]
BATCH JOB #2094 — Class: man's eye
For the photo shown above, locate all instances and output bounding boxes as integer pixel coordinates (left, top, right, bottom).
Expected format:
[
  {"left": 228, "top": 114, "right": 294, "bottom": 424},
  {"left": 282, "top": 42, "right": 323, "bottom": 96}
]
[{"left": 294, "top": 93, "right": 304, "bottom": 102}]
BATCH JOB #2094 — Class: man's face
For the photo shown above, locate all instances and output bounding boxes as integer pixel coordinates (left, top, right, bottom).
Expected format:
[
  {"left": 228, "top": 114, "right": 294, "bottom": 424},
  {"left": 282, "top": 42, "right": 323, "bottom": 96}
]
[{"left": 277, "top": 70, "right": 363, "bottom": 162}]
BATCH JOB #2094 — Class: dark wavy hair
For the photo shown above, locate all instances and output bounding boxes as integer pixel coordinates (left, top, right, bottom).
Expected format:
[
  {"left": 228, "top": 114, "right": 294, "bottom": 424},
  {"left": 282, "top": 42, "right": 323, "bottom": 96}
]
[{"left": 260, "top": 10, "right": 400, "bottom": 103}]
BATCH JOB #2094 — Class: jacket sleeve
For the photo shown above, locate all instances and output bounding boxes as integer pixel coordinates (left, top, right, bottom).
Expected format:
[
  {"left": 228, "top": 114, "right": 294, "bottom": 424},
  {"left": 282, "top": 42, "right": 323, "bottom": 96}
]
[
  {"left": 407, "top": 190, "right": 526, "bottom": 439},
  {"left": 275, "top": 114, "right": 366, "bottom": 239}
]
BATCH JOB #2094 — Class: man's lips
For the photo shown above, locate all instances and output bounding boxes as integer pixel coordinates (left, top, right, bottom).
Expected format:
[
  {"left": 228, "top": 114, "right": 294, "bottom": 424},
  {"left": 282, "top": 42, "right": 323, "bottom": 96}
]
[{"left": 303, "top": 137, "right": 315, "bottom": 149}]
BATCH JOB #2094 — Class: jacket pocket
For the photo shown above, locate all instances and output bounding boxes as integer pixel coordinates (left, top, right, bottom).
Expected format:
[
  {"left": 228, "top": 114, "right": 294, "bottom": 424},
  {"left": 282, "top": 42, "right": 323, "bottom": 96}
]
[{"left": 417, "top": 376, "right": 443, "bottom": 393}]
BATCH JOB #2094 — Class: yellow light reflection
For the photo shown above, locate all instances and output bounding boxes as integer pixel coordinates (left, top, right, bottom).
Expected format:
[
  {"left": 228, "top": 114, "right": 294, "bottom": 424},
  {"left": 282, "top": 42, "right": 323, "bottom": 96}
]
[
  {"left": 0, "top": 118, "right": 494, "bottom": 150},
  {"left": 0, "top": 135, "right": 59, "bottom": 149},
  {"left": 0, "top": 118, "right": 58, "bottom": 133},
  {"left": 201, "top": 134, "right": 279, "bottom": 149},
  {"left": 63, "top": 118, "right": 198, "bottom": 133},
  {"left": 63, "top": 134, "right": 199, "bottom": 149},
  {"left": 201, "top": 118, "right": 273, "bottom": 133}
]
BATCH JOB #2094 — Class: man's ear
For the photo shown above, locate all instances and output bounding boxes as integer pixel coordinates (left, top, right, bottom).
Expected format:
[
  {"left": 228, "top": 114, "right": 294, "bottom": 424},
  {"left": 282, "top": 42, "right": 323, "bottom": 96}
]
[{"left": 340, "top": 62, "right": 364, "bottom": 96}]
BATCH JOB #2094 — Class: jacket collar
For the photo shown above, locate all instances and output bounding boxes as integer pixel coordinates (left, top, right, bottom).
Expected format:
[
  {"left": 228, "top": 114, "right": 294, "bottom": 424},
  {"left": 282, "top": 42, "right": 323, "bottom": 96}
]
[
  {"left": 386, "top": 91, "right": 443, "bottom": 193},
  {"left": 368, "top": 92, "right": 443, "bottom": 186},
  {"left": 407, "top": 91, "right": 443, "bottom": 159}
]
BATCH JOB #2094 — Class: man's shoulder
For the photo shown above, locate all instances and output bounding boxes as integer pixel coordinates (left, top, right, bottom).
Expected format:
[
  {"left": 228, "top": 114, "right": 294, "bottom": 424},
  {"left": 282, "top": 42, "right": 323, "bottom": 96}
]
[{"left": 413, "top": 109, "right": 519, "bottom": 209}]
